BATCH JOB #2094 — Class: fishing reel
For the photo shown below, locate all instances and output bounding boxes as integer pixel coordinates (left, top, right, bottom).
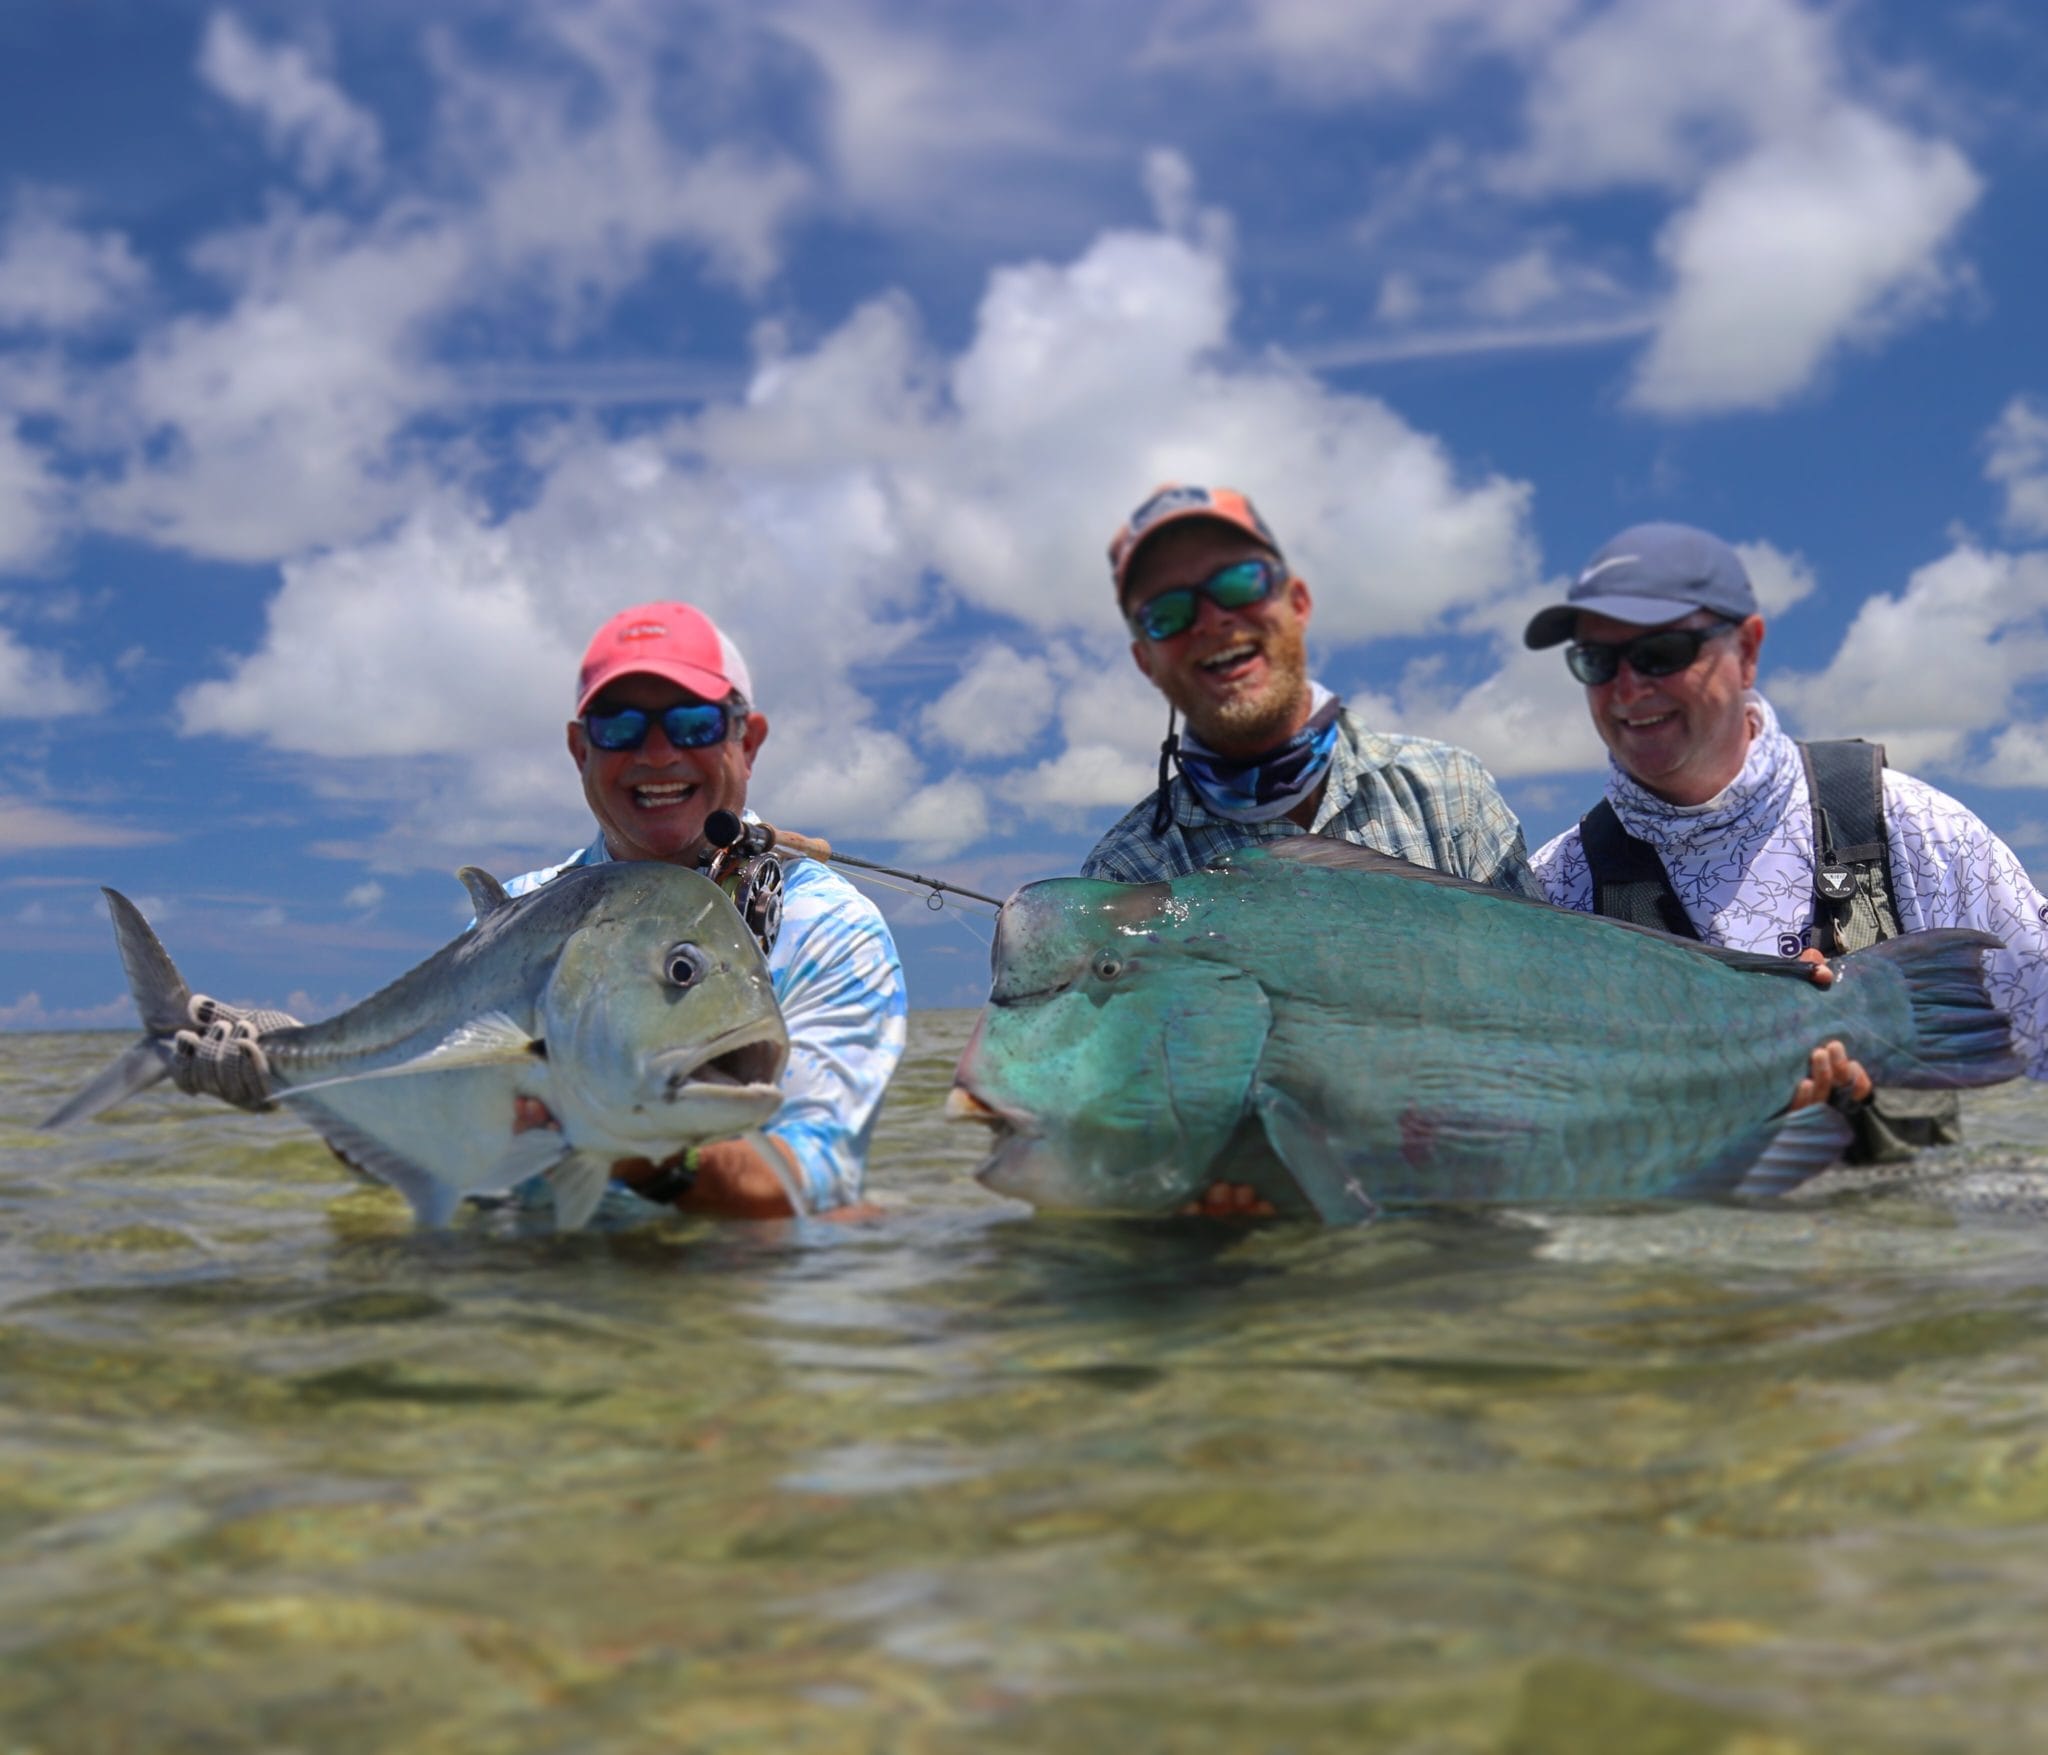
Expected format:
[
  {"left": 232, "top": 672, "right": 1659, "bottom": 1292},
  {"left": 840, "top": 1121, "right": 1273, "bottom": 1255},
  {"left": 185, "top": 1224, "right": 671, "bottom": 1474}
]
[{"left": 702, "top": 810, "right": 784, "bottom": 957}]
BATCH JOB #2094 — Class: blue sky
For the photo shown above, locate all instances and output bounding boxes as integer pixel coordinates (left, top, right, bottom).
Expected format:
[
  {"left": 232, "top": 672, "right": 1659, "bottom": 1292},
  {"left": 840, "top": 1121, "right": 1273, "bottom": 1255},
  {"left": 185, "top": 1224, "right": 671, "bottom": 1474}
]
[{"left": 4, "top": 0, "right": 2048, "bottom": 1019}]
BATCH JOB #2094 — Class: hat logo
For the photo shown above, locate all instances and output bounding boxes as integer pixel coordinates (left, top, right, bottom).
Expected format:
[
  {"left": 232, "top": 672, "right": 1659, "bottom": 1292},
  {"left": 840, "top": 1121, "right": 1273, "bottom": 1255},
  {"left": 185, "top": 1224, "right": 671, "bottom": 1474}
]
[
  {"left": 1576, "top": 554, "right": 1639, "bottom": 587},
  {"left": 1128, "top": 484, "right": 1211, "bottom": 537},
  {"left": 619, "top": 621, "right": 668, "bottom": 641}
]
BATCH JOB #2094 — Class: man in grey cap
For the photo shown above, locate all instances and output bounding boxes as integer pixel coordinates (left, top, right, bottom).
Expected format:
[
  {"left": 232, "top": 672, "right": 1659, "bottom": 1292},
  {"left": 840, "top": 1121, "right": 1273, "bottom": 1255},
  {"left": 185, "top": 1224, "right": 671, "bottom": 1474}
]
[{"left": 1526, "top": 521, "right": 2048, "bottom": 1157}]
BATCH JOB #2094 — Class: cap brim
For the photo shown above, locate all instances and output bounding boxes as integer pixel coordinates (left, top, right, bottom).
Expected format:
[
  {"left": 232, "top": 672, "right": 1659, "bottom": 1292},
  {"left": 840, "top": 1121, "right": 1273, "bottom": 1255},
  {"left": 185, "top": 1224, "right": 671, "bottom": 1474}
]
[
  {"left": 1114, "top": 512, "right": 1281, "bottom": 597},
  {"left": 576, "top": 657, "right": 736, "bottom": 715},
  {"left": 1523, "top": 592, "right": 1701, "bottom": 649}
]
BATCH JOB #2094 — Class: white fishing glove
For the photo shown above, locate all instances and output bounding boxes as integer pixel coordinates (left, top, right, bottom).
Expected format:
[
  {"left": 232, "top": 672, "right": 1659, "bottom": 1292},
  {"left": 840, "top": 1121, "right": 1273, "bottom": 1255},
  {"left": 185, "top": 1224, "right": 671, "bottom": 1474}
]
[{"left": 168, "top": 995, "right": 300, "bottom": 1110}]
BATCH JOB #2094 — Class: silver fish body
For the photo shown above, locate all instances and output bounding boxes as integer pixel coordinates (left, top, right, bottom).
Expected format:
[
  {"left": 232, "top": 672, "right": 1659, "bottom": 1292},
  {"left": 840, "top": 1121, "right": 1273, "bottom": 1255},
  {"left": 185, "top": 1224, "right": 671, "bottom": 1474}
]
[
  {"left": 949, "top": 839, "right": 2022, "bottom": 1224},
  {"left": 43, "top": 863, "right": 790, "bottom": 1229}
]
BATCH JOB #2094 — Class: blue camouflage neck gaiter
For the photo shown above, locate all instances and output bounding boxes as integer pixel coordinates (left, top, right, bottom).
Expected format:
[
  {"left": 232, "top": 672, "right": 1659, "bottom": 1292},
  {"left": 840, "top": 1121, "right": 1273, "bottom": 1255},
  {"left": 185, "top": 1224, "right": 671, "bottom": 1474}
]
[{"left": 1176, "top": 685, "right": 1342, "bottom": 823}]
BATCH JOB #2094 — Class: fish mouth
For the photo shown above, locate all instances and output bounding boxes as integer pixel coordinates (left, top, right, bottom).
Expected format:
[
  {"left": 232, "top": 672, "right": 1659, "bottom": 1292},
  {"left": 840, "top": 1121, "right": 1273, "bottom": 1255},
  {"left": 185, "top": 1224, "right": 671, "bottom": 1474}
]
[
  {"left": 658, "top": 1023, "right": 789, "bottom": 1101},
  {"left": 945, "top": 1083, "right": 1043, "bottom": 1186},
  {"left": 945, "top": 1082, "right": 1031, "bottom": 1134}
]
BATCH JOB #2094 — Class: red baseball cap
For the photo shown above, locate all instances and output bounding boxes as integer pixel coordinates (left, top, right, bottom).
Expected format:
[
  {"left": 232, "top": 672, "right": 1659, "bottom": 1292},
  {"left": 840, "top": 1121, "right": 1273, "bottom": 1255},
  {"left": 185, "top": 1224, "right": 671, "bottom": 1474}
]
[
  {"left": 574, "top": 602, "right": 755, "bottom": 715},
  {"left": 1107, "top": 483, "right": 1282, "bottom": 599}
]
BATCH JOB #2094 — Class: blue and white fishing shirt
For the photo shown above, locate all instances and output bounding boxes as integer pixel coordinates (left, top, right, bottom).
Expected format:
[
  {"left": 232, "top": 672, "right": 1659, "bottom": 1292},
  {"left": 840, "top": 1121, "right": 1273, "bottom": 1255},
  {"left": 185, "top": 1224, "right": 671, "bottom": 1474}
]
[
  {"left": 504, "top": 827, "right": 909, "bottom": 1211},
  {"left": 1532, "top": 693, "right": 2048, "bottom": 1080},
  {"left": 1082, "top": 703, "right": 1540, "bottom": 897}
]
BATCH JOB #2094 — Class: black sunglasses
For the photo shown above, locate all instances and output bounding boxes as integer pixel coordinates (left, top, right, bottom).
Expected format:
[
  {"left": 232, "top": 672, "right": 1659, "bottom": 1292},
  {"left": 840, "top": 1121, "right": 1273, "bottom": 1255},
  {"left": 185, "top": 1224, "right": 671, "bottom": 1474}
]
[
  {"left": 1564, "top": 619, "right": 1741, "bottom": 686},
  {"left": 582, "top": 699, "right": 744, "bottom": 752}
]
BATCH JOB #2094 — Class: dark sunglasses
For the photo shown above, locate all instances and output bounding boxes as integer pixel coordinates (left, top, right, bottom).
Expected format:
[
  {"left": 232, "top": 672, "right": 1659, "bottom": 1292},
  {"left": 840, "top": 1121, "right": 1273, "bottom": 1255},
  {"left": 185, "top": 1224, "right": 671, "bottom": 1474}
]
[
  {"left": 582, "top": 699, "right": 744, "bottom": 752},
  {"left": 1127, "top": 557, "right": 1284, "bottom": 642},
  {"left": 1564, "top": 619, "right": 1741, "bottom": 686}
]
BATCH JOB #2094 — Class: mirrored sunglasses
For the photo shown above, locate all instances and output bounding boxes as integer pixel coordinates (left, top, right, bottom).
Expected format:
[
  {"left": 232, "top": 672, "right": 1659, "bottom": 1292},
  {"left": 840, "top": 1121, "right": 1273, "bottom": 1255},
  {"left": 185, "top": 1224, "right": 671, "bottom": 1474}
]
[
  {"left": 582, "top": 700, "right": 742, "bottom": 752},
  {"left": 1127, "top": 557, "right": 1284, "bottom": 642},
  {"left": 1564, "top": 620, "right": 1740, "bottom": 687}
]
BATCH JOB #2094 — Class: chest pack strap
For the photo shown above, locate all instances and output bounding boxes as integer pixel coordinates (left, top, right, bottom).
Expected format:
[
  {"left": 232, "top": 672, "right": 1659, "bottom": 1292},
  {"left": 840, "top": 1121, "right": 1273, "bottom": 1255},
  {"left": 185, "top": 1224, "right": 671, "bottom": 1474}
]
[
  {"left": 1580, "top": 739, "right": 1896, "bottom": 948},
  {"left": 1800, "top": 738, "right": 1896, "bottom": 949},
  {"left": 1578, "top": 800, "right": 1700, "bottom": 939}
]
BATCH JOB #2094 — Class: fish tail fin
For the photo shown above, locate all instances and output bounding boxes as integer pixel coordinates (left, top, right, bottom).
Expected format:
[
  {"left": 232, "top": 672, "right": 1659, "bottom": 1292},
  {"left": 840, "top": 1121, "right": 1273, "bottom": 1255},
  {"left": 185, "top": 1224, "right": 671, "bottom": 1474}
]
[
  {"left": 1838, "top": 928, "right": 2022, "bottom": 1090},
  {"left": 37, "top": 889, "right": 193, "bottom": 1130}
]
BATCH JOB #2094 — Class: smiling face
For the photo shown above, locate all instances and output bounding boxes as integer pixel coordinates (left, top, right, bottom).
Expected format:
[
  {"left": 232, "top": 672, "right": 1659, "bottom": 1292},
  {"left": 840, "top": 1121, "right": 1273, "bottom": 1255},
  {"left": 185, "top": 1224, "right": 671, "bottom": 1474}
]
[
  {"left": 1578, "top": 608, "right": 1764, "bottom": 805},
  {"left": 567, "top": 674, "right": 768, "bottom": 866},
  {"left": 1123, "top": 519, "right": 1314, "bottom": 756}
]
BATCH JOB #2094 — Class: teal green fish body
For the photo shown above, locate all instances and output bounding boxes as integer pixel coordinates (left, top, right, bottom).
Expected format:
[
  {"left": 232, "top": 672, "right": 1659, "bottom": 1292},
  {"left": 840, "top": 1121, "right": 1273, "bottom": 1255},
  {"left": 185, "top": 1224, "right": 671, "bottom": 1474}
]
[{"left": 950, "top": 841, "right": 2019, "bottom": 1222}]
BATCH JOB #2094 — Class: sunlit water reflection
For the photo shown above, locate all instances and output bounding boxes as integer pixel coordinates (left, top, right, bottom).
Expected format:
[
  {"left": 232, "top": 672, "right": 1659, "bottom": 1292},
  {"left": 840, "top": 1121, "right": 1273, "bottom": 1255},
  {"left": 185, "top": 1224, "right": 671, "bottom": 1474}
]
[{"left": 7, "top": 1015, "right": 2048, "bottom": 1751}]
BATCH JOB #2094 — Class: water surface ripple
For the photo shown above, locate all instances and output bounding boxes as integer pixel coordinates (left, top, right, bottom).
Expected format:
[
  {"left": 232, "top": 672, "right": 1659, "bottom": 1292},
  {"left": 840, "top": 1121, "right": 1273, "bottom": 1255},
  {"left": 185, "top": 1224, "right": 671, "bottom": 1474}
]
[{"left": 7, "top": 1015, "right": 2048, "bottom": 1751}]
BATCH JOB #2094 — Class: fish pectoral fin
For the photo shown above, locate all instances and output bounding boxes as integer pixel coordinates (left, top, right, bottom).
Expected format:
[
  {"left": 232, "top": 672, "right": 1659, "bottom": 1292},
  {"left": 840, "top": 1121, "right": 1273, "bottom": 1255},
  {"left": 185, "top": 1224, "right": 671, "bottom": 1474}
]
[
  {"left": 483, "top": 1128, "right": 573, "bottom": 1192},
  {"left": 1251, "top": 1085, "right": 1380, "bottom": 1227},
  {"left": 290, "top": 1099, "right": 461, "bottom": 1228},
  {"left": 274, "top": 1012, "right": 542, "bottom": 1099},
  {"left": 546, "top": 1152, "right": 613, "bottom": 1232},
  {"left": 1723, "top": 1107, "right": 1856, "bottom": 1200}
]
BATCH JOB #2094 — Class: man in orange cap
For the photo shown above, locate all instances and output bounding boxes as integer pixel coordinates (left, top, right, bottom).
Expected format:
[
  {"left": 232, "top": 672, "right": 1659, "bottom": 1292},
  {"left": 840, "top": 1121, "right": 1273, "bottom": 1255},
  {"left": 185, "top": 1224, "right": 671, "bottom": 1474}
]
[{"left": 1085, "top": 483, "right": 1537, "bottom": 892}]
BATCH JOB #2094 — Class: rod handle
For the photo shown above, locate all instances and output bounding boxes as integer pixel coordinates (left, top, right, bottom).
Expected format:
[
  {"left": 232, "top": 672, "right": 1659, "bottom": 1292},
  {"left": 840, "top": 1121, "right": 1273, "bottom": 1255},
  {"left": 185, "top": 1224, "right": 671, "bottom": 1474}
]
[{"left": 771, "top": 827, "right": 834, "bottom": 862}]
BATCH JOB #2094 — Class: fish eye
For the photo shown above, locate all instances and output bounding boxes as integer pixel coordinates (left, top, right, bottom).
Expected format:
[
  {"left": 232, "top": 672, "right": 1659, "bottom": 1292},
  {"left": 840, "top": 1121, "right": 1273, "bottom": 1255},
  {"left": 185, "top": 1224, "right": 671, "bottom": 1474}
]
[
  {"left": 1091, "top": 951, "right": 1124, "bottom": 981},
  {"left": 663, "top": 944, "right": 710, "bottom": 989}
]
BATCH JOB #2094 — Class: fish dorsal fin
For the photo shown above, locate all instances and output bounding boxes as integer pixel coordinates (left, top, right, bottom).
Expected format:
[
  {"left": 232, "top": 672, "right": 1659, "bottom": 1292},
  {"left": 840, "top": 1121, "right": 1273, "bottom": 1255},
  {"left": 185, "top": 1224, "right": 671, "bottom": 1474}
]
[
  {"left": 103, "top": 888, "right": 195, "bottom": 1034},
  {"left": 457, "top": 866, "right": 513, "bottom": 921},
  {"left": 274, "top": 1011, "right": 541, "bottom": 1099},
  {"left": 1232, "top": 838, "right": 1831, "bottom": 978}
]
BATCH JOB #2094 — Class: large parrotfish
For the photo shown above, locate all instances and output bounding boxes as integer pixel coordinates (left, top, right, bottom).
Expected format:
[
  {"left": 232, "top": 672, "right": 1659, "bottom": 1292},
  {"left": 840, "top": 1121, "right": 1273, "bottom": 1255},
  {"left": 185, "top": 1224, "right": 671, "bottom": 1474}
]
[{"left": 947, "top": 840, "right": 2020, "bottom": 1223}]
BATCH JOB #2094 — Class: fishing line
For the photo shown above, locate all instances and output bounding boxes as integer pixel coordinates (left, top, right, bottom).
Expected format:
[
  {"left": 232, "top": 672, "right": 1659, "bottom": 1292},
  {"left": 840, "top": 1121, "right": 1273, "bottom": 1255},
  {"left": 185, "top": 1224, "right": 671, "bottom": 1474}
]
[{"left": 815, "top": 863, "right": 998, "bottom": 951}]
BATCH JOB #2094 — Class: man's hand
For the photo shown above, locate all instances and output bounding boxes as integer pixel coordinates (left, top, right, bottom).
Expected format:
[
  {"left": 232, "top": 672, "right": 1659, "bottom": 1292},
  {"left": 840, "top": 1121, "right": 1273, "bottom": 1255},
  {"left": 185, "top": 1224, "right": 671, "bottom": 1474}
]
[
  {"left": 168, "top": 996, "right": 300, "bottom": 1109},
  {"left": 1179, "top": 1181, "right": 1278, "bottom": 1219},
  {"left": 1788, "top": 950, "right": 1874, "bottom": 1111},
  {"left": 1788, "top": 1040, "right": 1875, "bottom": 1112}
]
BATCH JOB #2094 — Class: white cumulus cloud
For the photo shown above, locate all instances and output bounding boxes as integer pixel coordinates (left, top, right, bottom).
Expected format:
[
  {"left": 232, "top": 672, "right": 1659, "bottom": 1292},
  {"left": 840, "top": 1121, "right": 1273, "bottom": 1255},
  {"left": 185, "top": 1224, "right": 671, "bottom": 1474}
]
[
  {"left": 1769, "top": 545, "right": 2048, "bottom": 773},
  {"left": 171, "top": 195, "right": 1537, "bottom": 869},
  {"left": 1987, "top": 397, "right": 2048, "bottom": 541},
  {"left": 1628, "top": 112, "right": 1981, "bottom": 416},
  {"left": 0, "top": 191, "right": 147, "bottom": 330},
  {"left": 198, "top": 12, "right": 384, "bottom": 187},
  {"left": 0, "top": 624, "right": 103, "bottom": 717}
]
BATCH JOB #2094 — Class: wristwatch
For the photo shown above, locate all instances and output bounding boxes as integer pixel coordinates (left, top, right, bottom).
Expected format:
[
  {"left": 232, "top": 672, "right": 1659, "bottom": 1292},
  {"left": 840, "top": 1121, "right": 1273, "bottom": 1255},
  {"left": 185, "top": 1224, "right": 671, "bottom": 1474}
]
[{"left": 638, "top": 1148, "right": 700, "bottom": 1206}]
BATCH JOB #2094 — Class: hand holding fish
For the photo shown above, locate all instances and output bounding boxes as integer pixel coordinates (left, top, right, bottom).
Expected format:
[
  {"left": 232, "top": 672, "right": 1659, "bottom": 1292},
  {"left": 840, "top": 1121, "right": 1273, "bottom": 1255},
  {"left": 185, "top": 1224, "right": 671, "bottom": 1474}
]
[
  {"left": 168, "top": 996, "right": 301, "bottom": 1109},
  {"left": 513, "top": 1093, "right": 805, "bottom": 1218}
]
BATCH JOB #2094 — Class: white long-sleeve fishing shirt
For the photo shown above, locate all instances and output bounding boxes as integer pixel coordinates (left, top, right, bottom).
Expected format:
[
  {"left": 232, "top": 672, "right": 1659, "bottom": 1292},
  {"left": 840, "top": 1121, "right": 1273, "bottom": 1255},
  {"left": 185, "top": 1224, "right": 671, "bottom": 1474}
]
[{"left": 1531, "top": 693, "right": 2048, "bottom": 1080}]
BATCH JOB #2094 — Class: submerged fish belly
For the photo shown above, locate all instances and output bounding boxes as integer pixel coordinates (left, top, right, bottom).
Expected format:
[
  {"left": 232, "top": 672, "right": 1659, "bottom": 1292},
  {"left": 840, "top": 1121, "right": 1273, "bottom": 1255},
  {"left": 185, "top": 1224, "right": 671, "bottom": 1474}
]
[{"left": 284, "top": 1064, "right": 546, "bottom": 1197}]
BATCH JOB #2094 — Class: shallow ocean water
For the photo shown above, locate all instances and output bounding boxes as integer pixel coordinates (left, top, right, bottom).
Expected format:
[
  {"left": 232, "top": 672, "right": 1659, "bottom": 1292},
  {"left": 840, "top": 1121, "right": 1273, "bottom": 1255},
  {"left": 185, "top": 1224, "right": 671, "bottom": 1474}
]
[{"left": 8, "top": 1014, "right": 2048, "bottom": 1752}]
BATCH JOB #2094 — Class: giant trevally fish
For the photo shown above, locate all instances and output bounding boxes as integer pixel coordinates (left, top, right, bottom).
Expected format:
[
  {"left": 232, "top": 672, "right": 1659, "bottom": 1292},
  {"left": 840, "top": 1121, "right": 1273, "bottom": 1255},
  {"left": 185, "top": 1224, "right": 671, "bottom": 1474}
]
[
  {"left": 42, "top": 864, "right": 790, "bottom": 1229},
  {"left": 946, "top": 840, "right": 2020, "bottom": 1223}
]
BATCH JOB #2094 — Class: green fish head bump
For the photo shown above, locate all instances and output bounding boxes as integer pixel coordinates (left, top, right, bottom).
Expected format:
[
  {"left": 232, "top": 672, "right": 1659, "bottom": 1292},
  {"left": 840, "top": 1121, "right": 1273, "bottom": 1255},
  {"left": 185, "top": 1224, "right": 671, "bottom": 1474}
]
[
  {"left": 540, "top": 866, "right": 789, "bottom": 1157},
  {"left": 950, "top": 876, "right": 1273, "bottom": 1214}
]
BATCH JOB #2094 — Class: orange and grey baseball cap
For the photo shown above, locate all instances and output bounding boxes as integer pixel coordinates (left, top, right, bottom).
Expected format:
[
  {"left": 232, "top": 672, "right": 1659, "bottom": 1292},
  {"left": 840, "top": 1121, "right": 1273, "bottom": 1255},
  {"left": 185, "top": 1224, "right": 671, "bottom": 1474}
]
[
  {"left": 575, "top": 602, "right": 755, "bottom": 714},
  {"left": 1107, "top": 483, "right": 1282, "bottom": 599}
]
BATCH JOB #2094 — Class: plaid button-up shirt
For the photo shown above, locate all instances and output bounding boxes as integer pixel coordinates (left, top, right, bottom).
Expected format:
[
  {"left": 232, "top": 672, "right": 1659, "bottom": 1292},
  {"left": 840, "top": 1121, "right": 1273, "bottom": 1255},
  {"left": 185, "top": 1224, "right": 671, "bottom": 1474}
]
[{"left": 1081, "top": 707, "right": 1539, "bottom": 895}]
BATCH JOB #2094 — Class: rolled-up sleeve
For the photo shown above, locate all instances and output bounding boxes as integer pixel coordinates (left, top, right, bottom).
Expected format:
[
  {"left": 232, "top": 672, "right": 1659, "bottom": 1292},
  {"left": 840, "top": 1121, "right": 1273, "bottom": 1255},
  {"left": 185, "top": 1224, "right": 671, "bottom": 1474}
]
[{"left": 761, "top": 859, "right": 910, "bottom": 1210}]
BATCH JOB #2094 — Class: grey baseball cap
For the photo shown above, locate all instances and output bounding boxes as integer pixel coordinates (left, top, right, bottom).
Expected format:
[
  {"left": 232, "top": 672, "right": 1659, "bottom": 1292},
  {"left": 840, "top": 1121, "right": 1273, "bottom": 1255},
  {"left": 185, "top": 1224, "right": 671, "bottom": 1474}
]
[{"left": 1524, "top": 522, "right": 1758, "bottom": 649}]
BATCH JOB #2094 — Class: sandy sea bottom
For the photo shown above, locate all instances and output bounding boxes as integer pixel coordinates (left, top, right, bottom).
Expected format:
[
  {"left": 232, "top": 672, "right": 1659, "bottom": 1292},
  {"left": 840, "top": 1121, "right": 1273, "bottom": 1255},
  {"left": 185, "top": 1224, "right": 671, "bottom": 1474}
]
[{"left": 7, "top": 1014, "right": 2048, "bottom": 1752}]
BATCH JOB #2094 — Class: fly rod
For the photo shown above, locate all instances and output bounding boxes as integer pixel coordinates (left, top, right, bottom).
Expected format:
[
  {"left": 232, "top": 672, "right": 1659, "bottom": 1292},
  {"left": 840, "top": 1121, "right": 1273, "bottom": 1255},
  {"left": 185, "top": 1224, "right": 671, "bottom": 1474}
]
[{"left": 704, "top": 810, "right": 1005, "bottom": 909}]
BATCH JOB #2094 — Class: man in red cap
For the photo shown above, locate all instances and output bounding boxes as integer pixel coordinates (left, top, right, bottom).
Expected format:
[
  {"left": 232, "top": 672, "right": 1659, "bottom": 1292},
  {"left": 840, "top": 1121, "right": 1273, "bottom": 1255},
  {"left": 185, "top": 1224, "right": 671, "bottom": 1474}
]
[
  {"left": 497, "top": 601, "right": 908, "bottom": 1219},
  {"left": 170, "top": 601, "right": 907, "bottom": 1223}
]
